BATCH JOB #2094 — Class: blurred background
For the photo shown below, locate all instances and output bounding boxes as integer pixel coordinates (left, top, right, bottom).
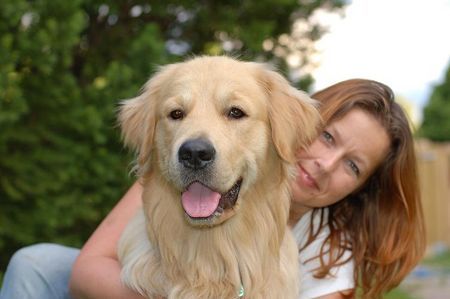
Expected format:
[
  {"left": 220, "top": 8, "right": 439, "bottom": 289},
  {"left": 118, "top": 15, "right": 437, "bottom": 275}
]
[{"left": 0, "top": 0, "right": 449, "bottom": 298}]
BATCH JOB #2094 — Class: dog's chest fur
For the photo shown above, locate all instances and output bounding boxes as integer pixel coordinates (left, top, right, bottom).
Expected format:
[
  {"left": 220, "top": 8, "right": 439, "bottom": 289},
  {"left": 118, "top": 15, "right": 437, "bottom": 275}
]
[{"left": 127, "top": 171, "right": 298, "bottom": 299}]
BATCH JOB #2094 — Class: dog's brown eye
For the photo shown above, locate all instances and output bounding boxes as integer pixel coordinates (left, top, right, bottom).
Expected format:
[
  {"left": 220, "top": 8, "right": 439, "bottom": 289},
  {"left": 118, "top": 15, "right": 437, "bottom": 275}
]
[
  {"left": 228, "top": 107, "right": 246, "bottom": 119},
  {"left": 169, "top": 109, "right": 184, "bottom": 120}
]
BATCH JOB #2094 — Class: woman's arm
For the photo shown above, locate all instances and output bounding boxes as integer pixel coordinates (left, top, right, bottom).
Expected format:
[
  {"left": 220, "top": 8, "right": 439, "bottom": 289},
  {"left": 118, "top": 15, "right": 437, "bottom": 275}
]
[{"left": 69, "top": 181, "right": 146, "bottom": 299}]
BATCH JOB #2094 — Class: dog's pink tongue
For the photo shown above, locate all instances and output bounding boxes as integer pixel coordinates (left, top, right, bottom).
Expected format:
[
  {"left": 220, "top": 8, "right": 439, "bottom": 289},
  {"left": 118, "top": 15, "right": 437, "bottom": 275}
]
[{"left": 181, "top": 182, "right": 221, "bottom": 218}]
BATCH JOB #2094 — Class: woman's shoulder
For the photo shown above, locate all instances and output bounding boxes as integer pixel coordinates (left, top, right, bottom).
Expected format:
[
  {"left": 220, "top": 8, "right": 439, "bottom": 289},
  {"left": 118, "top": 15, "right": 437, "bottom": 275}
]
[
  {"left": 291, "top": 209, "right": 355, "bottom": 299},
  {"left": 291, "top": 209, "right": 329, "bottom": 249}
]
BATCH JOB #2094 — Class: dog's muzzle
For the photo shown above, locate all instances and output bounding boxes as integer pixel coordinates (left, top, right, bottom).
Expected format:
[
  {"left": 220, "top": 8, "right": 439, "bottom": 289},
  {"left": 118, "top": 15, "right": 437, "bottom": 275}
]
[
  {"left": 177, "top": 138, "right": 242, "bottom": 225},
  {"left": 181, "top": 179, "right": 242, "bottom": 223}
]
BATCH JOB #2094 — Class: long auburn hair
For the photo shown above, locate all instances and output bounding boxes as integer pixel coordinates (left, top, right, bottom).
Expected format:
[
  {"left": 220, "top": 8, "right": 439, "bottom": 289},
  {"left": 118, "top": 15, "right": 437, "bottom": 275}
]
[{"left": 300, "top": 79, "right": 426, "bottom": 298}]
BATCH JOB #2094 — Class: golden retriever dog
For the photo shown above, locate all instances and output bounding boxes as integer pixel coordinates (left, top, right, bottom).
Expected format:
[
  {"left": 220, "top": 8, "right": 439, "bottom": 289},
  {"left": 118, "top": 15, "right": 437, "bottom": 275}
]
[{"left": 117, "top": 56, "right": 320, "bottom": 299}]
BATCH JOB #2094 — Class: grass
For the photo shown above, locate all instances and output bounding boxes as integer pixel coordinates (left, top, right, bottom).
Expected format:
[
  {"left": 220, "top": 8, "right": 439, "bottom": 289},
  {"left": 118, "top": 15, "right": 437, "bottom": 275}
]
[
  {"left": 384, "top": 249, "right": 450, "bottom": 299},
  {"left": 385, "top": 288, "right": 415, "bottom": 299},
  {"left": 422, "top": 249, "right": 450, "bottom": 268}
]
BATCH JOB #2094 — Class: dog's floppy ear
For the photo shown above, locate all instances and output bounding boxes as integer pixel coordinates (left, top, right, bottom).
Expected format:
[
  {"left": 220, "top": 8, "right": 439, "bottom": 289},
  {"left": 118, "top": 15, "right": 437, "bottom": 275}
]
[
  {"left": 256, "top": 65, "right": 321, "bottom": 163},
  {"left": 118, "top": 64, "right": 175, "bottom": 171}
]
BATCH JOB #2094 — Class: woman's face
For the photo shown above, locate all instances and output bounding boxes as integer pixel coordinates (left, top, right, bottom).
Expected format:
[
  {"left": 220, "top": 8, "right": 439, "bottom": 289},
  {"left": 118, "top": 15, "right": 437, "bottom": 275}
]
[{"left": 291, "top": 108, "right": 390, "bottom": 212}]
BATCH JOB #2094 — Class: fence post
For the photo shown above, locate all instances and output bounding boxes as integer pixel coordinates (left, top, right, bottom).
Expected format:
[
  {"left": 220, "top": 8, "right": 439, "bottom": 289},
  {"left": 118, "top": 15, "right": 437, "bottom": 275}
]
[{"left": 415, "top": 139, "right": 450, "bottom": 249}]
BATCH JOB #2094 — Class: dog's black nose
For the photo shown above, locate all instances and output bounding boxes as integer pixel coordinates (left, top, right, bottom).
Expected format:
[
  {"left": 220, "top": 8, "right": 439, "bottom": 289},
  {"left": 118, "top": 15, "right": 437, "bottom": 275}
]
[{"left": 178, "top": 138, "right": 216, "bottom": 170}]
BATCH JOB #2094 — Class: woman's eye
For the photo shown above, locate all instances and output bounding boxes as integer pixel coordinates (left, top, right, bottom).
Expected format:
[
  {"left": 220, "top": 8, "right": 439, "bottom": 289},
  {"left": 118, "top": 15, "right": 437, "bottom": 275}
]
[
  {"left": 227, "top": 107, "right": 247, "bottom": 119},
  {"left": 169, "top": 109, "right": 185, "bottom": 120},
  {"left": 322, "top": 131, "right": 334, "bottom": 143},
  {"left": 347, "top": 160, "right": 360, "bottom": 176}
]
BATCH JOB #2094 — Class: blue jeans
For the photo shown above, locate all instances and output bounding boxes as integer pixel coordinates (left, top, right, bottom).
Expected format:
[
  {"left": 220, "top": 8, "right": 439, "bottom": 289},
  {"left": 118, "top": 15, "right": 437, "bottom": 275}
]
[{"left": 0, "top": 243, "right": 80, "bottom": 299}]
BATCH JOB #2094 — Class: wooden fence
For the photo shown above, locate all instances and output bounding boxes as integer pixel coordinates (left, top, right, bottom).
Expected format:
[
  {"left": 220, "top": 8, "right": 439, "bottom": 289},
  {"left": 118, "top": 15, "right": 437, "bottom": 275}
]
[{"left": 415, "top": 139, "right": 450, "bottom": 249}]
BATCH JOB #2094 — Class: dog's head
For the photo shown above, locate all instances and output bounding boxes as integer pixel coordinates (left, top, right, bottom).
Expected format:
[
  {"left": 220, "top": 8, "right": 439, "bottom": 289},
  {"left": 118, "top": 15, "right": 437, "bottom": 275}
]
[{"left": 119, "top": 56, "right": 320, "bottom": 227}]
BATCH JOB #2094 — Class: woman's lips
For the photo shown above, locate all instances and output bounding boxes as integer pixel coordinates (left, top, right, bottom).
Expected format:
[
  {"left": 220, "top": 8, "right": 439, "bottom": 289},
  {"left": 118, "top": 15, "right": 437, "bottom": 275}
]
[{"left": 297, "top": 165, "right": 319, "bottom": 190}]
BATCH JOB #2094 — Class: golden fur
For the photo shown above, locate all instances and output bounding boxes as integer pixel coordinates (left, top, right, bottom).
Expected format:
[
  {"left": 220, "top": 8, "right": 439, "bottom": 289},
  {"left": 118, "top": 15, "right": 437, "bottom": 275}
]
[{"left": 117, "top": 56, "right": 320, "bottom": 299}]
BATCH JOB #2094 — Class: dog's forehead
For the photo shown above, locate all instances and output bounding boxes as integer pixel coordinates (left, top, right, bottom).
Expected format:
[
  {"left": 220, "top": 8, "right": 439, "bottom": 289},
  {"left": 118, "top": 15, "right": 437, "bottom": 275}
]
[{"left": 161, "top": 58, "right": 267, "bottom": 102}]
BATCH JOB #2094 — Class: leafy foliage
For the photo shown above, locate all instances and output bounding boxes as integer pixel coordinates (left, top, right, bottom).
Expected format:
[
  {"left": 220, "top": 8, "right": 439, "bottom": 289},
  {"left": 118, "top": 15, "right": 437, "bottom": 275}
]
[
  {"left": 420, "top": 65, "right": 450, "bottom": 141},
  {"left": 0, "top": 0, "right": 344, "bottom": 276}
]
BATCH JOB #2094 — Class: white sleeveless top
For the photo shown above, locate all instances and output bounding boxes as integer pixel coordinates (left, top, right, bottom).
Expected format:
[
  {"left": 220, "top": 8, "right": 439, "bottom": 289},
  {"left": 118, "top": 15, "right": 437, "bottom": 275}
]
[{"left": 292, "top": 209, "right": 355, "bottom": 299}]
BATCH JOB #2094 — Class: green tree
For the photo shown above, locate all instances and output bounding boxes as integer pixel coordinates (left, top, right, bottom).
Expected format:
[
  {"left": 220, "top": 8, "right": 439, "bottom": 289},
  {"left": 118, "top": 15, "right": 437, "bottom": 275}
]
[
  {"left": 420, "top": 65, "right": 450, "bottom": 141},
  {"left": 0, "top": 0, "right": 344, "bottom": 277}
]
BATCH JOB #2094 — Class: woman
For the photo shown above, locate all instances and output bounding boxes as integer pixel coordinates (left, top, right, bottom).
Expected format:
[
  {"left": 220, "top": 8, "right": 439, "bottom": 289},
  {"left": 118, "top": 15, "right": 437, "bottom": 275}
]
[
  {"left": 0, "top": 79, "right": 425, "bottom": 299},
  {"left": 289, "top": 79, "right": 425, "bottom": 298}
]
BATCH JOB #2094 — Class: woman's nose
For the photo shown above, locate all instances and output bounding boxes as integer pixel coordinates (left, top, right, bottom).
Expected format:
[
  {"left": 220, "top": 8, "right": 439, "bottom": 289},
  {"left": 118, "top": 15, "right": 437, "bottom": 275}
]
[{"left": 315, "top": 151, "right": 341, "bottom": 173}]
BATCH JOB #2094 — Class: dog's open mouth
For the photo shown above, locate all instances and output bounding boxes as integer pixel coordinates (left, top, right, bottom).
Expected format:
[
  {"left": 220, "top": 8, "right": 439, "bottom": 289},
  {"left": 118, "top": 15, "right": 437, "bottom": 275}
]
[{"left": 181, "top": 179, "right": 242, "bottom": 220}]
